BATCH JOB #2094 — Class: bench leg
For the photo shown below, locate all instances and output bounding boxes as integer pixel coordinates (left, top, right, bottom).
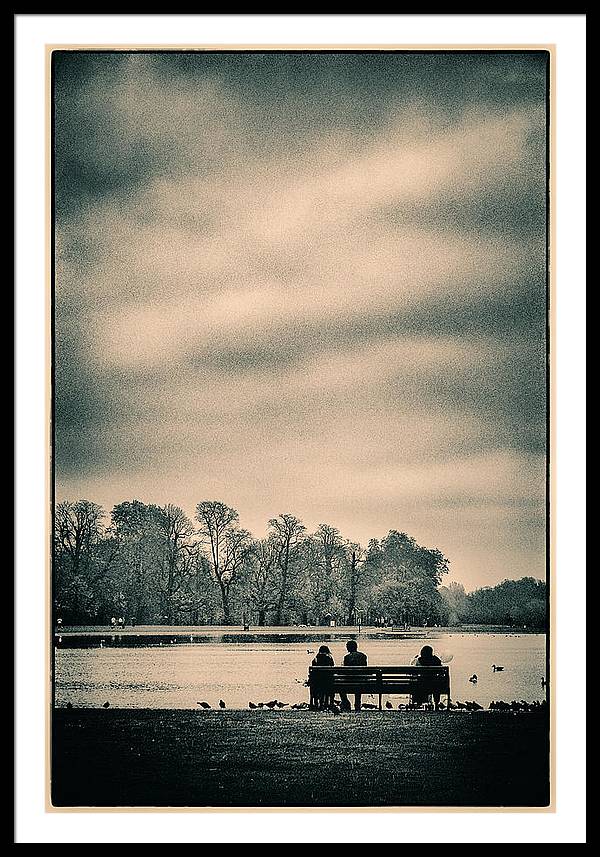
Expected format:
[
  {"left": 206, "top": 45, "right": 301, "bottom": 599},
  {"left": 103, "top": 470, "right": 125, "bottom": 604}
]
[{"left": 378, "top": 693, "right": 382, "bottom": 711}]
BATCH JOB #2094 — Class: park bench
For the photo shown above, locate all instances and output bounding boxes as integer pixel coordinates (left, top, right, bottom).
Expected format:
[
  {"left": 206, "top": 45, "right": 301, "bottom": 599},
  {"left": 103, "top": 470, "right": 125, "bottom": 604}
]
[{"left": 308, "top": 665, "right": 451, "bottom": 710}]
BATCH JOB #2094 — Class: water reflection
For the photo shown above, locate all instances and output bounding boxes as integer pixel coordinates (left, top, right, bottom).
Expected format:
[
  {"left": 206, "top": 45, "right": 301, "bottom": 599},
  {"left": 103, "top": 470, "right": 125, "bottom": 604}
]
[{"left": 55, "top": 633, "right": 547, "bottom": 710}]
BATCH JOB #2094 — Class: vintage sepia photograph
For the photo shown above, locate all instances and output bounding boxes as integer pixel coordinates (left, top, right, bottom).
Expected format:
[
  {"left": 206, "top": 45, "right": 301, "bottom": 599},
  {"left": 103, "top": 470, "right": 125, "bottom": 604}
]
[{"left": 50, "top": 48, "right": 551, "bottom": 810}]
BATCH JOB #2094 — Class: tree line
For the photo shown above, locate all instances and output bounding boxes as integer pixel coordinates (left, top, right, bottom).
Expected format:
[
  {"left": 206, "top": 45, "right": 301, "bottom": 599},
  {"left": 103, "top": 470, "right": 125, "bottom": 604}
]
[{"left": 53, "top": 498, "right": 546, "bottom": 629}]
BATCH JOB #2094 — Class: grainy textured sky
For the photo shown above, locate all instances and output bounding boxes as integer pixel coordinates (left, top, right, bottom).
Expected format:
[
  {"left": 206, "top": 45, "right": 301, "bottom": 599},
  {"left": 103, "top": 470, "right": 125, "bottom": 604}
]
[{"left": 54, "top": 51, "right": 548, "bottom": 590}]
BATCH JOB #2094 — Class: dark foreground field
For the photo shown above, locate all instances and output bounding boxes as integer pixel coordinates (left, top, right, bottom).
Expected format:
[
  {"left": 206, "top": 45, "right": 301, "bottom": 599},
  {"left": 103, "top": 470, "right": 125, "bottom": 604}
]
[{"left": 52, "top": 709, "right": 550, "bottom": 808}]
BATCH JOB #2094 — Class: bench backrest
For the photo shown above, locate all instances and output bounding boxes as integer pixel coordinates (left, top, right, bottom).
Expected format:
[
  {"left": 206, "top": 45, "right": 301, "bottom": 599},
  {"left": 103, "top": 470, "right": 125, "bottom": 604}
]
[{"left": 308, "top": 665, "right": 450, "bottom": 694}]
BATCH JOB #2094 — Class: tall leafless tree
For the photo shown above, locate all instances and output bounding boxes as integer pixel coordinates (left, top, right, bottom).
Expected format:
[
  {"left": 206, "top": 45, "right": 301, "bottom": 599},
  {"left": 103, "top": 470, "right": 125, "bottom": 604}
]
[
  {"left": 248, "top": 537, "right": 280, "bottom": 625},
  {"left": 195, "top": 501, "right": 251, "bottom": 624},
  {"left": 268, "top": 514, "right": 306, "bottom": 625}
]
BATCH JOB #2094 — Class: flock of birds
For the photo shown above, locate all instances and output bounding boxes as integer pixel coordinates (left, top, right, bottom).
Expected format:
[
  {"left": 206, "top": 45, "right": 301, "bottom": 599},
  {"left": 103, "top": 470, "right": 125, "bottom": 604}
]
[{"left": 65, "top": 696, "right": 546, "bottom": 713}]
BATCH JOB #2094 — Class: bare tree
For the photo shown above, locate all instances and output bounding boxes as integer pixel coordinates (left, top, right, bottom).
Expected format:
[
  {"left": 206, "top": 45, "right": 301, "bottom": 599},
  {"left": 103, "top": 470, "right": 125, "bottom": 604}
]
[
  {"left": 300, "top": 523, "right": 345, "bottom": 623},
  {"left": 156, "top": 504, "right": 196, "bottom": 624},
  {"left": 248, "top": 537, "right": 280, "bottom": 625},
  {"left": 54, "top": 500, "right": 115, "bottom": 620},
  {"left": 341, "top": 541, "right": 367, "bottom": 624},
  {"left": 55, "top": 499, "right": 106, "bottom": 578},
  {"left": 268, "top": 514, "right": 306, "bottom": 625},
  {"left": 195, "top": 501, "right": 250, "bottom": 624}
]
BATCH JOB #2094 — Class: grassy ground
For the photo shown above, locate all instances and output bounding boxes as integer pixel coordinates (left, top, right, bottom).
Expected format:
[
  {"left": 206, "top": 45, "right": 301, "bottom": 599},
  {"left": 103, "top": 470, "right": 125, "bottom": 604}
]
[{"left": 52, "top": 709, "right": 549, "bottom": 808}]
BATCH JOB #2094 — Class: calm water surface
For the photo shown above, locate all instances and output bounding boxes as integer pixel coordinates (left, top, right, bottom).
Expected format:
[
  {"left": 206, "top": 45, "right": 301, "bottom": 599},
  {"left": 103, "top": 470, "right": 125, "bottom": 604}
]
[{"left": 55, "top": 633, "right": 547, "bottom": 709}]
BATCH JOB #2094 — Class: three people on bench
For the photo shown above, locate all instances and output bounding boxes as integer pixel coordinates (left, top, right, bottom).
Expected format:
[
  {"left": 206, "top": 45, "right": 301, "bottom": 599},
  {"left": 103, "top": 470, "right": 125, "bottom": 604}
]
[{"left": 310, "top": 642, "right": 444, "bottom": 711}]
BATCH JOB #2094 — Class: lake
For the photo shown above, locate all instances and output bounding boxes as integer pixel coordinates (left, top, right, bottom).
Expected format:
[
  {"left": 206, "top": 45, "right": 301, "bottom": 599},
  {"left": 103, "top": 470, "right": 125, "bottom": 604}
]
[{"left": 54, "top": 631, "right": 547, "bottom": 709}]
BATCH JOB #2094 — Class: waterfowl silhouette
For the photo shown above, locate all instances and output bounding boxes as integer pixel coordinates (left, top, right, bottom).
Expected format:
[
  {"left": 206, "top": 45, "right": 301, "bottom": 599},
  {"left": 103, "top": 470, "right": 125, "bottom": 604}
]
[
  {"left": 219, "top": 700, "right": 226, "bottom": 709},
  {"left": 265, "top": 700, "right": 278, "bottom": 709},
  {"left": 468, "top": 674, "right": 478, "bottom": 683},
  {"left": 197, "top": 701, "right": 211, "bottom": 709},
  {"left": 249, "top": 702, "right": 258, "bottom": 709},
  {"left": 385, "top": 701, "right": 393, "bottom": 709},
  {"left": 492, "top": 665, "right": 505, "bottom": 672},
  {"left": 307, "top": 649, "right": 315, "bottom": 654},
  {"left": 541, "top": 677, "right": 547, "bottom": 688},
  {"left": 275, "top": 701, "right": 289, "bottom": 708},
  {"left": 102, "top": 701, "right": 110, "bottom": 708}
]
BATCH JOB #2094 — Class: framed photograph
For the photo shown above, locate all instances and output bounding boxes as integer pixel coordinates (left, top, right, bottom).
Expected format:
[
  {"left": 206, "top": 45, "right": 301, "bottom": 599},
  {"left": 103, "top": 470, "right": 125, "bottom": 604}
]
[
  {"left": 50, "top": 45, "right": 551, "bottom": 811},
  {"left": 15, "top": 13, "right": 586, "bottom": 845}
]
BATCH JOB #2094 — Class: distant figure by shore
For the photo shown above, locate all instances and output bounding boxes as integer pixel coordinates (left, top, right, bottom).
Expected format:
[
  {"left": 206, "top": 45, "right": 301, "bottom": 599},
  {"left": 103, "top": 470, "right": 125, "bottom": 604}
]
[{"left": 340, "top": 640, "right": 368, "bottom": 712}]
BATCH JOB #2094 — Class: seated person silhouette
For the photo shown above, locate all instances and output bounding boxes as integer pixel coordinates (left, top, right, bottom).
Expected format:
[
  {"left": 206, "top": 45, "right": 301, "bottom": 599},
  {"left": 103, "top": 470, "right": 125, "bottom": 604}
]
[
  {"left": 340, "top": 640, "right": 368, "bottom": 711},
  {"left": 310, "top": 645, "right": 335, "bottom": 710},
  {"left": 410, "top": 644, "right": 443, "bottom": 709}
]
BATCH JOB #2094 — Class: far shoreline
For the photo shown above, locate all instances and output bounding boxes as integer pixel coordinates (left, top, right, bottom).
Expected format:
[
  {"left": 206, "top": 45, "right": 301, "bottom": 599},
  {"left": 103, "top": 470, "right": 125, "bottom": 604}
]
[{"left": 53, "top": 623, "right": 546, "bottom": 639}]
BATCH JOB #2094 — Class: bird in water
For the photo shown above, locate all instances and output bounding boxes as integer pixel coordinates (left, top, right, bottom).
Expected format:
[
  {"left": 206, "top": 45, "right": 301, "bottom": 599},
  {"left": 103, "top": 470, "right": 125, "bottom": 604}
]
[
  {"left": 102, "top": 701, "right": 110, "bottom": 708},
  {"left": 385, "top": 701, "right": 393, "bottom": 709},
  {"left": 219, "top": 700, "right": 226, "bottom": 709},
  {"left": 469, "top": 674, "right": 478, "bottom": 683},
  {"left": 307, "top": 649, "right": 315, "bottom": 654},
  {"left": 541, "top": 677, "right": 547, "bottom": 688},
  {"left": 492, "top": 665, "right": 505, "bottom": 672},
  {"left": 197, "top": 701, "right": 211, "bottom": 709}
]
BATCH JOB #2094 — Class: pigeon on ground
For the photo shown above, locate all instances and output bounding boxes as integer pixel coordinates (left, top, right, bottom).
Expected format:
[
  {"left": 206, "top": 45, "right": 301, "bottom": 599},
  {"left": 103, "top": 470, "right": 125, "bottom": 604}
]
[
  {"left": 249, "top": 702, "right": 258, "bottom": 709},
  {"left": 102, "top": 701, "right": 110, "bottom": 708},
  {"left": 385, "top": 701, "right": 393, "bottom": 709},
  {"left": 219, "top": 700, "right": 226, "bottom": 709},
  {"left": 197, "top": 702, "right": 211, "bottom": 709},
  {"left": 275, "top": 701, "right": 289, "bottom": 708}
]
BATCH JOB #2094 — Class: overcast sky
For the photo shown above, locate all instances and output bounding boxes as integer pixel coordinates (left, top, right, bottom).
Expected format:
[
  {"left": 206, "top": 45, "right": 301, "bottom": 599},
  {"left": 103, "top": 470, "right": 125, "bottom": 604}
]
[{"left": 54, "top": 51, "right": 548, "bottom": 591}]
